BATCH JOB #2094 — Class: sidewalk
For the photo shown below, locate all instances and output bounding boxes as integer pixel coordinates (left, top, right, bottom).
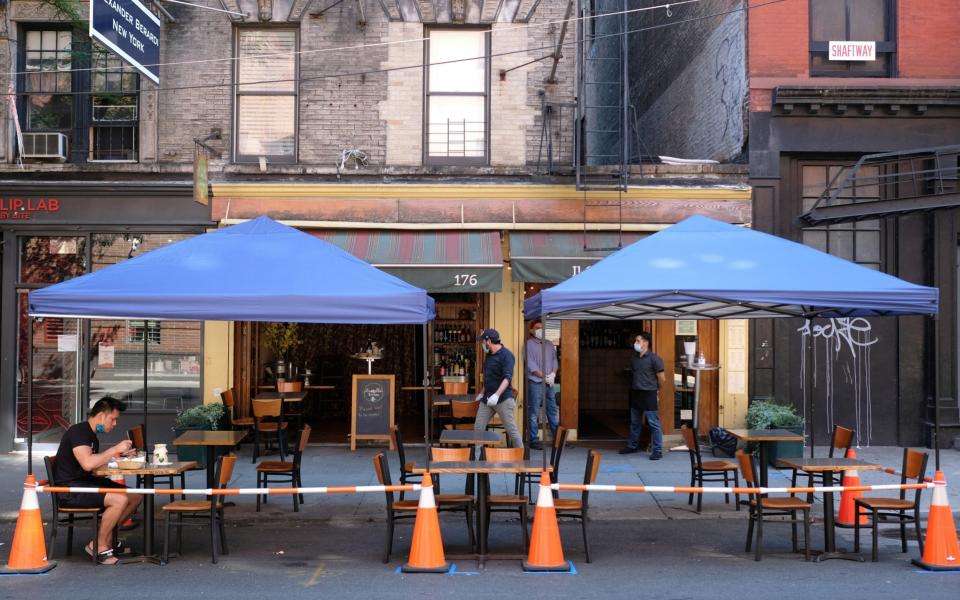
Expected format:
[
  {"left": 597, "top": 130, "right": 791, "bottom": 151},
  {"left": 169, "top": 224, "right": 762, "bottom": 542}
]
[{"left": 3, "top": 442, "right": 958, "bottom": 525}]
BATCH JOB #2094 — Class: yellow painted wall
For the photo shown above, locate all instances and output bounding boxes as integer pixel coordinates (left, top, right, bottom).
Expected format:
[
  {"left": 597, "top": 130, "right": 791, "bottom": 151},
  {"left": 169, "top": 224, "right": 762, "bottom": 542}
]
[
  {"left": 203, "top": 321, "right": 232, "bottom": 405},
  {"left": 719, "top": 320, "right": 749, "bottom": 428}
]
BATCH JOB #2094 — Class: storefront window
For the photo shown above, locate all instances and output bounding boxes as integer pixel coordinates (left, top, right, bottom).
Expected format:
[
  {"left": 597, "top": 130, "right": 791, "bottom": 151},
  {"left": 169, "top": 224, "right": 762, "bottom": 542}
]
[{"left": 18, "top": 236, "right": 86, "bottom": 284}]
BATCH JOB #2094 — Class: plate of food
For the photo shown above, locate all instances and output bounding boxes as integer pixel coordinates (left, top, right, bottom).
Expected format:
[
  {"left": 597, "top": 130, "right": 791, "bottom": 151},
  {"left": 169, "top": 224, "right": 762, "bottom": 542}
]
[{"left": 116, "top": 452, "right": 147, "bottom": 470}]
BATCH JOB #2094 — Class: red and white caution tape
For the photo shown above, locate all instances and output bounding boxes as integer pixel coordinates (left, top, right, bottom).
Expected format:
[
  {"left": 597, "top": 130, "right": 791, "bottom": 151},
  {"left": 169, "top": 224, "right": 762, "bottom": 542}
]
[
  {"left": 34, "top": 484, "right": 420, "bottom": 496},
  {"left": 550, "top": 482, "right": 942, "bottom": 495}
]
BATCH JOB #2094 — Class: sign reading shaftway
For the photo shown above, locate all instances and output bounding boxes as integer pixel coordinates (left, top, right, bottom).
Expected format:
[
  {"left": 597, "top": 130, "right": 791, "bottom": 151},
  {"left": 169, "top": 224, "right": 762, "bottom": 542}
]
[{"left": 90, "top": 0, "right": 161, "bottom": 84}]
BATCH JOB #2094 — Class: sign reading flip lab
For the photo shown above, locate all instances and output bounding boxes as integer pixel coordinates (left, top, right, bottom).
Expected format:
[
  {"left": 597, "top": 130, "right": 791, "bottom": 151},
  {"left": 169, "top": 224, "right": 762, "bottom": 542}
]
[
  {"left": 89, "top": 0, "right": 161, "bottom": 84},
  {"left": 829, "top": 41, "right": 876, "bottom": 61}
]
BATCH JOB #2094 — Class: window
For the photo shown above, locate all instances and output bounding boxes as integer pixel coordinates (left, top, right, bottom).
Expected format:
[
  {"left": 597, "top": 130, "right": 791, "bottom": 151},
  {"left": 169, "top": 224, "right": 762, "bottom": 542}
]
[
  {"left": 425, "top": 29, "right": 489, "bottom": 165},
  {"left": 18, "top": 29, "right": 140, "bottom": 162},
  {"left": 127, "top": 320, "right": 161, "bottom": 345},
  {"left": 809, "top": 0, "right": 894, "bottom": 77},
  {"left": 235, "top": 29, "right": 298, "bottom": 163},
  {"left": 800, "top": 163, "right": 882, "bottom": 270},
  {"left": 90, "top": 47, "right": 139, "bottom": 161}
]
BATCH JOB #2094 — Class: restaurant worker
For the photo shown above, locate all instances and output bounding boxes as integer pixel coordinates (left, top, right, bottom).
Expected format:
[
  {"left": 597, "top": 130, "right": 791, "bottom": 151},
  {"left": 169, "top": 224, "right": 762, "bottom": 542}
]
[
  {"left": 619, "top": 332, "right": 665, "bottom": 460},
  {"left": 475, "top": 329, "right": 524, "bottom": 448},
  {"left": 53, "top": 396, "right": 142, "bottom": 564},
  {"left": 524, "top": 319, "right": 558, "bottom": 450}
]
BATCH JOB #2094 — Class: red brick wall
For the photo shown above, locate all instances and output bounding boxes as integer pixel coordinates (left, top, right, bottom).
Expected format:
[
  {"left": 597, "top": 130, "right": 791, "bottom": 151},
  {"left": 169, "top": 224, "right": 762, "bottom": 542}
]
[
  {"left": 898, "top": 1, "right": 960, "bottom": 77},
  {"left": 748, "top": 0, "right": 960, "bottom": 110}
]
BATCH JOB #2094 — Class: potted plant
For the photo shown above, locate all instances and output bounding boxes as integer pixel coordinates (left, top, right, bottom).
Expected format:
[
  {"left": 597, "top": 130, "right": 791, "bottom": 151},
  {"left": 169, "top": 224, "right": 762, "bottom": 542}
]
[
  {"left": 262, "top": 322, "right": 301, "bottom": 380},
  {"left": 746, "top": 398, "right": 805, "bottom": 466},
  {"left": 173, "top": 402, "right": 227, "bottom": 467}
]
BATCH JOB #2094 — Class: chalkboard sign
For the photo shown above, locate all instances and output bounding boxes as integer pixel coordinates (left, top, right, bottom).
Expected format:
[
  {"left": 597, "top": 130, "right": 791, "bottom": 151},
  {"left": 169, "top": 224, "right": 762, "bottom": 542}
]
[{"left": 350, "top": 374, "right": 395, "bottom": 450}]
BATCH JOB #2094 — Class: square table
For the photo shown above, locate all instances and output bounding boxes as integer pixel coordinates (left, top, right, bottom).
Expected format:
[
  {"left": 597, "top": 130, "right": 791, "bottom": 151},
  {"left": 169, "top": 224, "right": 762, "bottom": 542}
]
[
  {"left": 777, "top": 457, "right": 881, "bottom": 561},
  {"left": 172, "top": 430, "right": 247, "bottom": 488},
  {"left": 431, "top": 394, "right": 473, "bottom": 437},
  {"left": 723, "top": 429, "right": 805, "bottom": 487},
  {"left": 255, "top": 390, "right": 309, "bottom": 448},
  {"left": 413, "top": 460, "right": 551, "bottom": 568},
  {"left": 438, "top": 430, "right": 501, "bottom": 447},
  {"left": 94, "top": 461, "right": 198, "bottom": 562}
]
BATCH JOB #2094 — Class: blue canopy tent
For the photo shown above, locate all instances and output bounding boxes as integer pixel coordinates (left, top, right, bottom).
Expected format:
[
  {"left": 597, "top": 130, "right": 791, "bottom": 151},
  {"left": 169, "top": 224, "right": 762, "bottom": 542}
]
[
  {"left": 25, "top": 216, "right": 436, "bottom": 473},
  {"left": 524, "top": 215, "right": 941, "bottom": 465}
]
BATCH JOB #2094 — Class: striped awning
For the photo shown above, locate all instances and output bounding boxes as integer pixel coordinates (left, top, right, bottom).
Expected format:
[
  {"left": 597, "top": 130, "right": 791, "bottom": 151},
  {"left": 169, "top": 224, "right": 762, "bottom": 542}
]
[
  {"left": 510, "top": 231, "right": 649, "bottom": 283},
  {"left": 311, "top": 230, "right": 502, "bottom": 293}
]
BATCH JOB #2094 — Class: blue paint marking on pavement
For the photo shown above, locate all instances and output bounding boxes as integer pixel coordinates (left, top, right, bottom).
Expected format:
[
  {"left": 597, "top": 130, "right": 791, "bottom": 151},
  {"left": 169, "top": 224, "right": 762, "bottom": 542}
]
[
  {"left": 601, "top": 465, "right": 633, "bottom": 473},
  {"left": 523, "top": 561, "right": 578, "bottom": 574},
  {"left": 394, "top": 564, "right": 459, "bottom": 575},
  {"left": 914, "top": 570, "right": 960, "bottom": 574},
  {"left": 0, "top": 572, "right": 51, "bottom": 577},
  {"left": 448, "top": 564, "right": 479, "bottom": 575}
]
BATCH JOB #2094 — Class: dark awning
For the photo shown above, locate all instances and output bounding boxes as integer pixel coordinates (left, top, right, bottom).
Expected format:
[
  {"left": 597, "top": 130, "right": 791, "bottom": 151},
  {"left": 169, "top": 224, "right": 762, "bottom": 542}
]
[
  {"left": 510, "top": 231, "right": 649, "bottom": 283},
  {"left": 311, "top": 230, "right": 503, "bottom": 293}
]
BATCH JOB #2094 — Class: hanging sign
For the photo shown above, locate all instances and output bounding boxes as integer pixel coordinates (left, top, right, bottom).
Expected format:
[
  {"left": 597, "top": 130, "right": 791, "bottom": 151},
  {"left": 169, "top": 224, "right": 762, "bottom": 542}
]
[
  {"left": 89, "top": 0, "right": 161, "bottom": 84},
  {"left": 829, "top": 41, "right": 876, "bottom": 61}
]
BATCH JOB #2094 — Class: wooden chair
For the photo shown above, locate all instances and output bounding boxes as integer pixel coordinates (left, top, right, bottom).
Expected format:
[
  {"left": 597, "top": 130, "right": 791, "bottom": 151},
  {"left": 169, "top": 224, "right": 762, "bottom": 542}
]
[
  {"left": 128, "top": 425, "right": 194, "bottom": 499},
  {"left": 389, "top": 425, "right": 421, "bottom": 501},
  {"left": 680, "top": 425, "right": 740, "bottom": 513},
  {"left": 785, "top": 424, "right": 854, "bottom": 500},
  {"left": 429, "top": 446, "right": 477, "bottom": 545},
  {"left": 278, "top": 380, "right": 304, "bottom": 432},
  {"left": 854, "top": 448, "right": 929, "bottom": 562},
  {"left": 374, "top": 452, "right": 420, "bottom": 562},
  {"left": 519, "top": 425, "right": 569, "bottom": 500},
  {"left": 221, "top": 388, "right": 254, "bottom": 431},
  {"left": 161, "top": 454, "right": 236, "bottom": 564},
  {"left": 256, "top": 425, "right": 311, "bottom": 513},
  {"left": 443, "top": 381, "right": 468, "bottom": 395},
  {"left": 737, "top": 449, "right": 811, "bottom": 562},
  {"left": 43, "top": 456, "right": 103, "bottom": 564},
  {"left": 554, "top": 449, "right": 601, "bottom": 563},
  {"left": 446, "top": 399, "right": 480, "bottom": 430},
  {"left": 252, "top": 398, "right": 288, "bottom": 463},
  {"left": 482, "top": 447, "right": 529, "bottom": 551}
]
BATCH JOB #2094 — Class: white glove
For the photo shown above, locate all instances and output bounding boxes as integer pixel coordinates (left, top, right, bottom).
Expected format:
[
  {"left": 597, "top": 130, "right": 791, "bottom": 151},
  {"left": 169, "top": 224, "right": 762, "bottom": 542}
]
[
  {"left": 545, "top": 373, "right": 556, "bottom": 386},
  {"left": 476, "top": 392, "right": 484, "bottom": 402},
  {"left": 486, "top": 393, "right": 499, "bottom": 407}
]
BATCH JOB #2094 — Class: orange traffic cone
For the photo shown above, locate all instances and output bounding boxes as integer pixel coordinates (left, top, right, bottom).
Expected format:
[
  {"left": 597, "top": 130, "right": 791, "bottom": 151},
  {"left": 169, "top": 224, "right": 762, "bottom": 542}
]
[
  {"left": 0, "top": 475, "right": 56, "bottom": 574},
  {"left": 522, "top": 471, "right": 570, "bottom": 572},
  {"left": 401, "top": 472, "right": 450, "bottom": 573},
  {"left": 836, "top": 449, "right": 868, "bottom": 528},
  {"left": 912, "top": 470, "right": 960, "bottom": 571}
]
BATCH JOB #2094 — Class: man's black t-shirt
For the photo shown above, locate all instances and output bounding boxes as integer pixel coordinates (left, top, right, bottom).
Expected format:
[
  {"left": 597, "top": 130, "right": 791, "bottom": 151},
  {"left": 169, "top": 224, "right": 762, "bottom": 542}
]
[{"left": 54, "top": 422, "right": 99, "bottom": 485}]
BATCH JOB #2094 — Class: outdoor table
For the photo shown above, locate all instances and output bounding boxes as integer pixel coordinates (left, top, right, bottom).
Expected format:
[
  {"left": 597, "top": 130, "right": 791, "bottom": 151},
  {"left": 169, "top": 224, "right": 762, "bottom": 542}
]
[
  {"left": 438, "top": 429, "right": 502, "bottom": 494},
  {"left": 413, "top": 460, "right": 551, "bottom": 568},
  {"left": 777, "top": 457, "right": 881, "bottom": 562},
  {"left": 172, "top": 430, "right": 247, "bottom": 488},
  {"left": 431, "top": 394, "right": 472, "bottom": 436},
  {"left": 94, "top": 461, "right": 198, "bottom": 563},
  {"left": 723, "top": 428, "right": 805, "bottom": 487}
]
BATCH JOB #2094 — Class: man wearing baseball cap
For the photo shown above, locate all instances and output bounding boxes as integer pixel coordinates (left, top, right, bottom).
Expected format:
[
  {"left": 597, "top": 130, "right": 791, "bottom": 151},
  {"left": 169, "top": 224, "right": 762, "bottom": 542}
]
[{"left": 475, "top": 329, "right": 523, "bottom": 448}]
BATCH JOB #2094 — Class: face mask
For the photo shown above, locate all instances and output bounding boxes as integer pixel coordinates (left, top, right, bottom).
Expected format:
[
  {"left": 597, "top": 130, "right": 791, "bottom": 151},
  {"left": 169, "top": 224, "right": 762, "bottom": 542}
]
[
  {"left": 634, "top": 343, "right": 643, "bottom": 353},
  {"left": 482, "top": 344, "right": 491, "bottom": 354},
  {"left": 534, "top": 329, "right": 543, "bottom": 340},
  {"left": 95, "top": 423, "right": 105, "bottom": 434}
]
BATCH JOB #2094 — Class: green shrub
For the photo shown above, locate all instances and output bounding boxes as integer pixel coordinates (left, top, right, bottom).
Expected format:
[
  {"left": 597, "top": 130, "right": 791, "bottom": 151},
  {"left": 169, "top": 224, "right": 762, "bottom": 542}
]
[
  {"left": 746, "top": 399, "right": 804, "bottom": 430},
  {"left": 175, "top": 402, "right": 225, "bottom": 430}
]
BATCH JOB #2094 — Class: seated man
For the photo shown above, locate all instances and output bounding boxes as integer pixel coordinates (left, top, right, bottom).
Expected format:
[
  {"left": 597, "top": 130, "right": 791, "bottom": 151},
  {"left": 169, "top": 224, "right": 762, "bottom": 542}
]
[{"left": 53, "top": 396, "right": 142, "bottom": 564}]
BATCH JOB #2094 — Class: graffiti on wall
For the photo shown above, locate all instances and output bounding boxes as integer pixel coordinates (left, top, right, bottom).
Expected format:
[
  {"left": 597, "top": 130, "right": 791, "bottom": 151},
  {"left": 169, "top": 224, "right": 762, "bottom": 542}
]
[{"left": 798, "top": 318, "right": 878, "bottom": 446}]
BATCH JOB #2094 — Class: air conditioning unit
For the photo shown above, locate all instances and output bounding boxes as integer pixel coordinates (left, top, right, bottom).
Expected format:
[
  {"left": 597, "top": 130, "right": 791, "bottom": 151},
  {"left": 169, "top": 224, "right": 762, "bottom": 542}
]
[{"left": 21, "top": 132, "right": 68, "bottom": 161}]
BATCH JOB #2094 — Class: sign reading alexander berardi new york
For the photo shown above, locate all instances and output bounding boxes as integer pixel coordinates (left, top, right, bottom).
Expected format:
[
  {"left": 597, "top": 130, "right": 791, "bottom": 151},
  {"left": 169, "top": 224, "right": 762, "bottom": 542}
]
[{"left": 89, "top": 0, "right": 161, "bottom": 84}]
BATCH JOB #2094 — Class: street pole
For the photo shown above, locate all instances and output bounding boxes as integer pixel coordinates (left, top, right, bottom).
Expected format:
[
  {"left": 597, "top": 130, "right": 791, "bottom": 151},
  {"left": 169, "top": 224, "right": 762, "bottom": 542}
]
[{"left": 27, "top": 316, "right": 34, "bottom": 476}]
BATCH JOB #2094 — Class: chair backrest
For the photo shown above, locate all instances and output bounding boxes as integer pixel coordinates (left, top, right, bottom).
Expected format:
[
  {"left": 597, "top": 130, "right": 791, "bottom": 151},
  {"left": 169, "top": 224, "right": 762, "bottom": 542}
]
[
  {"left": 431, "top": 446, "right": 470, "bottom": 462},
  {"left": 293, "top": 425, "right": 312, "bottom": 466},
  {"left": 252, "top": 398, "right": 281, "bottom": 419},
  {"left": 902, "top": 447, "right": 929, "bottom": 502},
  {"left": 127, "top": 425, "right": 145, "bottom": 452},
  {"left": 581, "top": 450, "right": 602, "bottom": 508},
  {"left": 736, "top": 449, "right": 758, "bottom": 487},
  {"left": 278, "top": 381, "right": 303, "bottom": 394},
  {"left": 390, "top": 426, "right": 407, "bottom": 466},
  {"left": 680, "top": 425, "right": 702, "bottom": 468},
  {"left": 220, "top": 388, "right": 235, "bottom": 409},
  {"left": 549, "top": 426, "right": 570, "bottom": 483},
  {"left": 829, "top": 425, "right": 855, "bottom": 458},
  {"left": 443, "top": 381, "right": 468, "bottom": 395},
  {"left": 450, "top": 400, "right": 480, "bottom": 430},
  {"left": 43, "top": 455, "right": 63, "bottom": 510},
  {"left": 484, "top": 447, "right": 523, "bottom": 462},
  {"left": 213, "top": 454, "right": 237, "bottom": 508},
  {"left": 373, "top": 452, "right": 396, "bottom": 511}
]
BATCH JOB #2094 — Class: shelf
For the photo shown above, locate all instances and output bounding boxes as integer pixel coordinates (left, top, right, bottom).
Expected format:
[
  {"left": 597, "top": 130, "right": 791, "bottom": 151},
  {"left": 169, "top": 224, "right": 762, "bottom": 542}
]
[{"left": 433, "top": 341, "right": 474, "bottom": 345}]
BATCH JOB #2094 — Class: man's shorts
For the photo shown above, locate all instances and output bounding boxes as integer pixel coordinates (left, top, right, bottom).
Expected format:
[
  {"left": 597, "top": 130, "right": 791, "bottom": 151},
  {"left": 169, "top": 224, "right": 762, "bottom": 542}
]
[{"left": 58, "top": 477, "right": 126, "bottom": 509}]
